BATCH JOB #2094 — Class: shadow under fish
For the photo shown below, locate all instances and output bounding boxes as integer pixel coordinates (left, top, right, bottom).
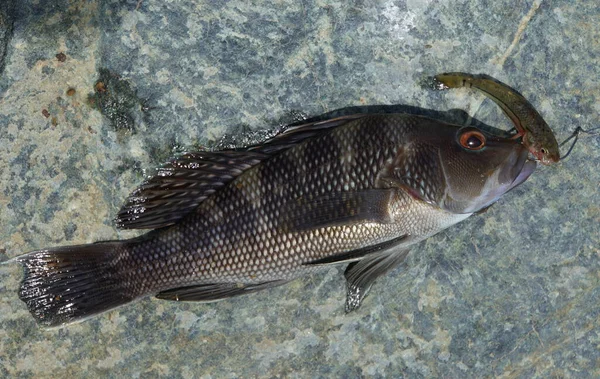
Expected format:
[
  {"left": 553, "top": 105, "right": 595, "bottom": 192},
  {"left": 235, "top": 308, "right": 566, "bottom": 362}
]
[{"left": 15, "top": 105, "right": 538, "bottom": 328}]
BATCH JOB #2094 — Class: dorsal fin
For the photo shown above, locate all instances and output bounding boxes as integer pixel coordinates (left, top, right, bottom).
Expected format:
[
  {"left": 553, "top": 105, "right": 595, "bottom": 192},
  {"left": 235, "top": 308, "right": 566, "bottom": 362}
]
[
  {"left": 116, "top": 114, "right": 368, "bottom": 230},
  {"left": 248, "top": 114, "right": 367, "bottom": 154},
  {"left": 115, "top": 151, "right": 268, "bottom": 229}
]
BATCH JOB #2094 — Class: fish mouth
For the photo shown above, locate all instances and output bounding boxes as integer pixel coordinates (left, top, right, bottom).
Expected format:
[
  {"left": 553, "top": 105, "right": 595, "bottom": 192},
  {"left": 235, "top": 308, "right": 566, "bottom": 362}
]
[
  {"left": 461, "top": 148, "right": 536, "bottom": 213},
  {"left": 506, "top": 155, "right": 537, "bottom": 192},
  {"left": 497, "top": 146, "right": 536, "bottom": 189}
]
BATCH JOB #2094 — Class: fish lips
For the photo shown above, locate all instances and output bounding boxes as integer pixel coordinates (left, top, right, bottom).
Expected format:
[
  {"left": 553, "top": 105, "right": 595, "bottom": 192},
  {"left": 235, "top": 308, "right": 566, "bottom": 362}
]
[
  {"left": 507, "top": 157, "right": 537, "bottom": 191},
  {"left": 488, "top": 148, "right": 537, "bottom": 204}
]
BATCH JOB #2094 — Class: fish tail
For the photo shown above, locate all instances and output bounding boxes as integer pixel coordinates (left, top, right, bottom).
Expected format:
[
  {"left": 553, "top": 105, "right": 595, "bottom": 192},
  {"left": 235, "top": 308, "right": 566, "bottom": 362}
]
[{"left": 17, "top": 241, "right": 135, "bottom": 328}]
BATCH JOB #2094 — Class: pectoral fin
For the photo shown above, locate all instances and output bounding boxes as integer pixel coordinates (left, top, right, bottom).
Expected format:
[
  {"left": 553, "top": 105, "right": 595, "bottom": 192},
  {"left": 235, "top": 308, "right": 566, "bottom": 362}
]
[
  {"left": 304, "top": 234, "right": 408, "bottom": 266},
  {"left": 156, "top": 280, "right": 289, "bottom": 302},
  {"left": 281, "top": 189, "right": 397, "bottom": 232},
  {"left": 344, "top": 248, "right": 411, "bottom": 312}
]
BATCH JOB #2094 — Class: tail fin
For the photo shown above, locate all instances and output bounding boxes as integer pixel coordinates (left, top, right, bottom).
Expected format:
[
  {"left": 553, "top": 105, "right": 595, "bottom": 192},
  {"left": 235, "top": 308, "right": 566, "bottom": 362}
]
[{"left": 17, "top": 242, "right": 135, "bottom": 327}]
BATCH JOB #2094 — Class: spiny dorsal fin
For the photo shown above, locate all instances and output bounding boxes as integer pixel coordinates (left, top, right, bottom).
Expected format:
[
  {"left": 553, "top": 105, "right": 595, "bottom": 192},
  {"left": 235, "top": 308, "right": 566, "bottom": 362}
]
[
  {"left": 116, "top": 114, "right": 369, "bottom": 230},
  {"left": 249, "top": 114, "right": 367, "bottom": 155},
  {"left": 115, "top": 150, "right": 268, "bottom": 229}
]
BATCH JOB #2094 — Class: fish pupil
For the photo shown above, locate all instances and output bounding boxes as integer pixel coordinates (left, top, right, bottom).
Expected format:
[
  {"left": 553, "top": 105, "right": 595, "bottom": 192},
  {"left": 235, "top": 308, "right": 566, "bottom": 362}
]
[
  {"left": 467, "top": 135, "right": 483, "bottom": 148},
  {"left": 458, "top": 130, "right": 486, "bottom": 150}
]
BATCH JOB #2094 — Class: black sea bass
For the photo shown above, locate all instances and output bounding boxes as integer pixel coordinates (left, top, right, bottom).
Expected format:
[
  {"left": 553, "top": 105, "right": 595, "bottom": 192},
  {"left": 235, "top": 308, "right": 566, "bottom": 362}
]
[{"left": 18, "top": 111, "right": 537, "bottom": 327}]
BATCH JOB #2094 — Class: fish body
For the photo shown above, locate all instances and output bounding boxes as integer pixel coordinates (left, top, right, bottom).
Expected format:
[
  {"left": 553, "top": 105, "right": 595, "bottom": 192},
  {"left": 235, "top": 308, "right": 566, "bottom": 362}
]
[
  {"left": 433, "top": 72, "right": 560, "bottom": 165},
  {"left": 18, "top": 113, "right": 536, "bottom": 327}
]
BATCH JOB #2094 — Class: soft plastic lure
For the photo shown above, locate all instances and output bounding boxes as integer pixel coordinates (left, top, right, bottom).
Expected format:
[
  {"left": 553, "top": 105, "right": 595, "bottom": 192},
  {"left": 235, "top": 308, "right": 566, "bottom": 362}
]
[{"left": 433, "top": 72, "right": 560, "bottom": 165}]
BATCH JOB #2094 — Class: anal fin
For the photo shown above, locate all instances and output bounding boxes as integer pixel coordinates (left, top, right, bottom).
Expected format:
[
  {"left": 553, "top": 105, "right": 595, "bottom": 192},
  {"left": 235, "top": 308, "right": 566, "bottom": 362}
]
[{"left": 155, "top": 280, "right": 289, "bottom": 302}]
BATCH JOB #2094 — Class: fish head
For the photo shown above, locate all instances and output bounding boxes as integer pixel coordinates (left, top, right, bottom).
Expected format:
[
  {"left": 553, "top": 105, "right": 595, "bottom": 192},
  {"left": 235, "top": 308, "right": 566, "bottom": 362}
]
[
  {"left": 386, "top": 120, "right": 536, "bottom": 214},
  {"left": 437, "top": 126, "right": 537, "bottom": 213}
]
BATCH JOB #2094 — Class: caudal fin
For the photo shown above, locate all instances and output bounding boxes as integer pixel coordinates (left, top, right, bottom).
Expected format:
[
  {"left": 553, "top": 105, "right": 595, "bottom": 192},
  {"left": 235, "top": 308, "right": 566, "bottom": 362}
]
[{"left": 18, "top": 242, "right": 134, "bottom": 327}]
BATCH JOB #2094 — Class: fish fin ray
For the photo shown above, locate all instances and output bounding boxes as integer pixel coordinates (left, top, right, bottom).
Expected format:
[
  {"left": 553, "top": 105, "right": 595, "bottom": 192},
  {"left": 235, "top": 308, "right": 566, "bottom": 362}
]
[
  {"left": 281, "top": 189, "right": 397, "bottom": 232},
  {"left": 117, "top": 115, "right": 368, "bottom": 230},
  {"left": 116, "top": 150, "right": 268, "bottom": 229},
  {"left": 155, "top": 280, "right": 289, "bottom": 302},
  {"left": 250, "top": 114, "right": 367, "bottom": 155},
  {"left": 344, "top": 248, "right": 411, "bottom": 312},
  {"left": 304, "top": 234, "right": 408, "bottom": 266},
  {"left": 17, "top": 242, "right": 132, "bottom": 328}
]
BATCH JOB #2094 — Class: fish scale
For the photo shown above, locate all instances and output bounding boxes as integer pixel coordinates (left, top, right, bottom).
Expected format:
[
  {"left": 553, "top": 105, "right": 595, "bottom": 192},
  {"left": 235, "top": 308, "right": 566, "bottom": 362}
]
[
  {"left": 117, "top": 116, "right": 462, "bottom": 292},
  {"left": 17, "top": 113, "right": 536, "bottom": 327}
]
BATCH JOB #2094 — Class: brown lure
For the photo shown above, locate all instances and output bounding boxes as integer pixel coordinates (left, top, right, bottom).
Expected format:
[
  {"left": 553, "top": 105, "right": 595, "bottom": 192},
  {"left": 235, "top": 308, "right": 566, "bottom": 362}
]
[{"left": 433, "top": 72, "right": 560, "bottom": 165}]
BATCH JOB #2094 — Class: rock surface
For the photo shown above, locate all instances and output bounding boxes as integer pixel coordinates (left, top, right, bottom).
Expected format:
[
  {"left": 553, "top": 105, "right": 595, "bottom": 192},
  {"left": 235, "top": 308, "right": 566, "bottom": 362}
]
[{"left": 1, "top": 0, "right": 599, "bottom": 377}]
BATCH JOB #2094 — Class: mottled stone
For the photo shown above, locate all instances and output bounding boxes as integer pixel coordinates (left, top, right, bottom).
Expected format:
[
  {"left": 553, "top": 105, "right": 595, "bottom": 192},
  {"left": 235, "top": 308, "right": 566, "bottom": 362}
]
[
  {"left": 1, "top": 0, "right": 599, "bottom": 378},
  {"left": 0, "top": 2, "right": 14, "bottom": 75}
]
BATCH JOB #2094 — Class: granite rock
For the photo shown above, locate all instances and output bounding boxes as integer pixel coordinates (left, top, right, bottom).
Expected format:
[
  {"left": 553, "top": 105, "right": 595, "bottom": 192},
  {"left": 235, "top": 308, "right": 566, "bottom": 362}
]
[{"left": 1, "top": 0, "right": 599, "bottom": 377}]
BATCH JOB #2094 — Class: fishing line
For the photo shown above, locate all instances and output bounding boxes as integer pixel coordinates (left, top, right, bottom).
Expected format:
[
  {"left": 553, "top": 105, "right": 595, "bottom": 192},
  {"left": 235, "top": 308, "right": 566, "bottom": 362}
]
[{"left": 559, "top": 126, "right": 600, "bottom": 160}]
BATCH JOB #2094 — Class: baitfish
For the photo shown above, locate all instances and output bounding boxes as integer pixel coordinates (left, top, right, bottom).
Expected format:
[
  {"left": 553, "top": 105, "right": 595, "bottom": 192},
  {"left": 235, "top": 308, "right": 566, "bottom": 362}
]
[
  {"left": 433, "top": 72, "right": 560, "bottom": 165},
  {"left": 17, "top": 112, "right": 536, "bottom": 327}
]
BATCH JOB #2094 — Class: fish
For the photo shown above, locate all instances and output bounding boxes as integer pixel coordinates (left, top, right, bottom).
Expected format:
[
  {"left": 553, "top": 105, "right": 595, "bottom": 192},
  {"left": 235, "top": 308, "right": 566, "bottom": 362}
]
[
  {"left": 432, "top": 72, "right": 560, "bottom": 165},
  {"left": 16, "top": 112, "right": 537, "bottom": 327}
]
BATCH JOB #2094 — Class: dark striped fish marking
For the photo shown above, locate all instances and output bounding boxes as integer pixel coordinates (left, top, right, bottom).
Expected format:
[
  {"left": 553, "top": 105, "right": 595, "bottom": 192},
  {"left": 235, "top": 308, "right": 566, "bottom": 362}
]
[{"left": 17, "top": 113, "right": 536, "bottom": 327}]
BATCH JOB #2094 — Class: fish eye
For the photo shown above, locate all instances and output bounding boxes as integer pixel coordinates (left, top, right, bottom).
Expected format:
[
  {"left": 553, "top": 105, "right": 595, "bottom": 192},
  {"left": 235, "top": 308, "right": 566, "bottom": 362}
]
[
  {"left": 459, "top": 130, "right": 486, "bottom": 150},
  {"left": 541, "top": 148, "right": 548, "bottom": 154}
]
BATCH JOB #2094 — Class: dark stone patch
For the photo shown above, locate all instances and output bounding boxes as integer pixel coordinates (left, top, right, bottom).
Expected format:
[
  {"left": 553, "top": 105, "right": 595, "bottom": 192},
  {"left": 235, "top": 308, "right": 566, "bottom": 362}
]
[
  {"left": 212, "top": 123, "right": 278, "bottom": 151},
  {"left": 0, "top": 114, "right": 15, "bottom": 141},
  {"left": 63, "top": 221, "right": 77, "bottom": 240},
  {"left": 0, "top": 1, "right": 14, "bottom": 77},
  {"left": 42, "top": 191, "right": 61, "bottom": 222},
  {"left": 41, "top": 65, "right": 54, "bottom": 76},
  {"left": 88, "top": 68, "right": 145, "bottom": 133},
  {"left": 10, "top": 143, "right": 36, "bottom": 178}
]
